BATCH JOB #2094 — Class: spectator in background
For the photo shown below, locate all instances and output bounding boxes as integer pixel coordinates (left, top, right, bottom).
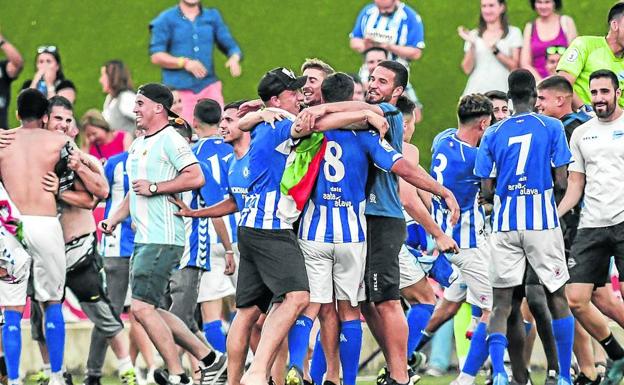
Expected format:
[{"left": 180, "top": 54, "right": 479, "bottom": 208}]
[
  {"left": 0, "top": 31, "right": 23, "bottom": 129},
  {"left": 557, "top": 2, "right": 624, "bottom": 109},
  {"left": 81, "top": 109, "right": 132, "bottom": 164},
  {"left": 56, "top": 80, "right": 76, "bottom": 104},
  {"left": 22, "top": 45, "right": 70, "bottom": 99},
  {"left": 484, "top": 90, "right": 510, "bottom": 122},
  {"left": 100, "top": 60, "right": 136, "bottom": 134},
  {"left": 459, "top": 0, "right": 522, "bottom": 95},
  {"left": 170, "top": 89, "right": 184, "bottom": 116},
  {"left": 348, "top": 73, "right": 366, "bottom": 101},
  {"left": 149, "top": 0, "right": 242, "bottom": 121},
  {"left": 544, "top": 45, "right": 566, "bottom": 76},
  {"left": 520, "top": 0, "right": 577, "bottom": 82}
]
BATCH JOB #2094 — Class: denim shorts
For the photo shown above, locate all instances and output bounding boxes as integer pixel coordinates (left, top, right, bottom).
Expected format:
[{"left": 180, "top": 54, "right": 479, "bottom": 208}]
[{"left": 130, "top": 243, "right": 183, "bottom": 306}]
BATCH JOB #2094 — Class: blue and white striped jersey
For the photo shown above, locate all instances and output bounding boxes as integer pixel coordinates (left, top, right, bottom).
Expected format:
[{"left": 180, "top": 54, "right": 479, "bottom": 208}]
[
  {"left": 299, "top": 130, "right": 402, "bottom": 243},
  {"left": 192, "top": 136, "right": 238, "bottom": 243},
  {"left": 350, "top": 1, "right": 425, "bottom": 66},
  {"left": 239, "top": 118, "right": 297, "bottom": 230},
  {"left": 227, "top": 150, "right": 251, "bottom": 211},
  {"left": 430, "top": 133, "right": 485, "bottom": 248},
  {"left": 475, "top": 113, "right": 572, "bottom": 232},
  {"left": 100, "top": 152, "right": 134, "bottom": 257}
]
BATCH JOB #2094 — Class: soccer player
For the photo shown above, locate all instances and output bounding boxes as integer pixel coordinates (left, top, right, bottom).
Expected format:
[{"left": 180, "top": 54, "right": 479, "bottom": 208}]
[
  {"left": 484, "top": 90, "right": 511, "bottom": 123},
  {"left": 558, "top": 69, "right": 624, "bottom": 385},
  {"left": 556, "top": 2, "right": 624, "bottom": 108},
  {"left": 475, "top": 69, "right": 574, "bottom": 385}
]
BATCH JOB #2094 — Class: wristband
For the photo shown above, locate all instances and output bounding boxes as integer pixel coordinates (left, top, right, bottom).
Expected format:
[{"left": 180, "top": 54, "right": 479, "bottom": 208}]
[
  {"left": 225, "top": 250, "right": 234, "bottom": 254},
  {"left": 178, "top": 57, "right": 187, "bottom": 69}
]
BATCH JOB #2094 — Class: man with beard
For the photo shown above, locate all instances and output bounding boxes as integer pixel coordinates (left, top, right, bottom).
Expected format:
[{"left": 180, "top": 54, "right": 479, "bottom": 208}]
[{"left": 558, "top": 69, "right": 624, "bottom": 385}]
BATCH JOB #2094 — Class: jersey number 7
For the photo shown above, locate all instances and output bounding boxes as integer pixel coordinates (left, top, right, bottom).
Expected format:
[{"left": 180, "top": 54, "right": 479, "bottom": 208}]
[{"left": 507, "top": 133, "right": 532, "bottom": 176}]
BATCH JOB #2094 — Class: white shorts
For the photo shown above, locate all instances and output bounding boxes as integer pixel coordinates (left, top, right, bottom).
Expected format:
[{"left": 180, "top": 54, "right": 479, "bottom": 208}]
[
  {"left": 0, "top": 229, "right": 31, "bottom": 306},
  {"left": 298, "top": 240, "right": 366, "bottom": 306},
  {"left": 444, "top": 245, "right": 493, "bottom": 310},
  {"left": 21, "top": 215, "right": 66, "bottom": 302},
  {"left": 489, "top": 228, "right": 568, "bottom": 293},
  {"left": 197, "top": 243, "right": 239, "bottom": 303},
  {"left": 399, "top": 245, "right": 426, "bottom": 290}
]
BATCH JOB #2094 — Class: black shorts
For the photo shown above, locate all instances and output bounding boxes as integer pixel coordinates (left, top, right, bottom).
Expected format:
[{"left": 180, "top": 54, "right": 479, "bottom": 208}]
[
  {"left": 365, "top": 215, "right": 406, "bottom": 303},
  {"left": 236, "top": 226, "right": 309, "bottom": 313},
  {"left": 568, "top": 221, "right": 624, "bottom": 285}
]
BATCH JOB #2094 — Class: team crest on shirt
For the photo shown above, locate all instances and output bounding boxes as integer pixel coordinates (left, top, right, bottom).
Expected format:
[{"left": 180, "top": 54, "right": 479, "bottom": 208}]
[
  {"left": 565, "top": 48, "right": 579, "bottom": 62},
  {"left": 379, "top": 139, "right": 393, "bottom": 152},
  {"left": 243, "top": 166, "right": 250, "bottom": 178}
]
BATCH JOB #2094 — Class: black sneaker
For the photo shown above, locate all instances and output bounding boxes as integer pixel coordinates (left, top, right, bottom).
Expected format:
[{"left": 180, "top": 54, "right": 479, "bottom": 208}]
[
  {"left": 574, "top": 373, "right": 601, "bottom": 385},
  {"left": 81, "top": 376, "right": 102, "bottom": 385},
  {"left": 322, "top": 381, "right": 338, "bottom": 385},
  {"left": 303, "top": 380, "right": 314, "bottom": 385},
  {"left": 63, "top": 373, "right": 74, "bottom": 385},
  {"left": 198, "top": 354, "right": 227, "bottom": 385},
  {"left": 376, "top": 367, "right": 388, "bottom": 385},
  {"left": 285, "top": 366, "right": 304, "bottom": 385},
  {"left": 153, "top": 369, "right": 169, "bottom": 385}
]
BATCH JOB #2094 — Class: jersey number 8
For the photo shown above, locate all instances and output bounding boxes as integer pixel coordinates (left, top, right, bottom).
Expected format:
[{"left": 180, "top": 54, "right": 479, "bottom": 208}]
[{"left": 323, "top": 141, "right": 345, "bottom": 183}]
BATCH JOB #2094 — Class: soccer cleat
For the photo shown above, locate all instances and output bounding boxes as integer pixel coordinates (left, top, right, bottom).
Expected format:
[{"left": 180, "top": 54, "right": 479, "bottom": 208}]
[
  {"left": 121, "top": 368, "right": 138, "bottom": 385},
  {"left": 424, "top": 367, "right": 445, "bottom": 377},
  {"left": 408, "top": 352, "right": 427, "bottom": 373},
  {"left": 376, "top": 367, "right": 388, "bottom": 385},
  {"left": 600, "top": 357, "right": 624, "bottom": 385},
  {"left": 285, "top": 366, "right": 304, "bottom": 385},
  {"left": 63, "top": 373, "right": 74, "bottom": 385},
  {"left": 81, "top": 376, "right": 102, "bottom": 385},
  {"left": 545, "top": 370, "right": 558, "bottom": 385},
  {"left": 303, "top": 380, "right": 314, "bottom": 385},
  {"left": 152, "top": 369, "right": 168, "bottom": 385},
  {"left": 322, "top": 381, "right": 338, "bottom": 385},
  {"left": 573, "top": 373, "right": 601, "bottom": 385},
  {"left": 30, "top": 371, "right": 50, "bottom": 385},
  {"left": 407, "top": 367, "right": 421, "bottom": 384},
  {"left": 492, "top": 373, "right": 509, "bottom": 385},
  {"left": 198, "top": 353, "right": 227, "bottom": 385}
]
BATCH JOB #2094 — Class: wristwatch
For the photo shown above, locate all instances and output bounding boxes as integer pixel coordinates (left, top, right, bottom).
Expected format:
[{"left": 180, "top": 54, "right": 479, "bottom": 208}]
[
  {"left": 492, "top": 46, "right": 500, "bottom": 56},
  {"left": 149, "top": 183, "right": 159, "bottom": 194}
]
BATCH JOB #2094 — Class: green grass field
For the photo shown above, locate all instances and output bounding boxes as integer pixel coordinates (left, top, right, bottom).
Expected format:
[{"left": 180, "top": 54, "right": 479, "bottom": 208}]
[{"left": 0, "top": 0, "right": 611, "bottom": 167}]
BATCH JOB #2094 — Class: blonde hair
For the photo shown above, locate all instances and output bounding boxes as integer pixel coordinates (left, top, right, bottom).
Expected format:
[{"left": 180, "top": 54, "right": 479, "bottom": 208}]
[{"left": 80, "top": 109, "right": 111, "bottom": 132}]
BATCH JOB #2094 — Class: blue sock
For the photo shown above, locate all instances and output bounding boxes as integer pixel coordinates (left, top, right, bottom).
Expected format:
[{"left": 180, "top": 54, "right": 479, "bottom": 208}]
[
  {"left": 552, "top": 316, "right": 574, "bottom": 382},
  {"left": 340, "top": 320, "right": 363, "bottom": 385},
  {"left": 406, "top": 303, "right": 434, "bottom": 357},
  {"left": 524, "top": 320, "right": 533, "bottom": 335},
  {"left": 310, "top": 332, "right": 326, "bottom": 385},
  {"left": 44, "top": 304, "right": 65, "bottom": 373},
  {"left": 462, "top": 322, "right": 488, "bottom": 376},
  {"left": 203, "top": 320, "right": 226, "bottom": 353},
  {"left": 1, "top": 310, "right": 22, "bottom": 381},
  {"left": 471, "top": 305, "right": 482, "bottom": 318},
  {"left": 488, "top": 333, "right": 508, "bottom": 377},
  {"left": 288, "top": 315, "right": 313, "bottom": 370}
]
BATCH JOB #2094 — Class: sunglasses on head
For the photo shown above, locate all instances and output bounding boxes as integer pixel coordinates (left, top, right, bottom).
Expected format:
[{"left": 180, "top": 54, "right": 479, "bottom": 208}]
[
  {"left": 546, "top": 46, "right": 566, "bottom": 56},
  {"left": 37, "top": 45, "right": 57, "bottom": 54}
]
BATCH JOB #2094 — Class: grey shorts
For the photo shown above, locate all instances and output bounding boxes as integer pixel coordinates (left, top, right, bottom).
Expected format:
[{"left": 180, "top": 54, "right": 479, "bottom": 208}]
[
  {"left": 160, "top": 266, "right": 202, "bottom": 333},
  {"left": 131, "top": 243, "right": 184, "bottom": 307}
]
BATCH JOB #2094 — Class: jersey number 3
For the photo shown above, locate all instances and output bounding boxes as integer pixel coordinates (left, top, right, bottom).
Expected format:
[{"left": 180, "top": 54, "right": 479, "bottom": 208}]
[{"left": 507, "top": 133, "right": 532, "bottom": 175}]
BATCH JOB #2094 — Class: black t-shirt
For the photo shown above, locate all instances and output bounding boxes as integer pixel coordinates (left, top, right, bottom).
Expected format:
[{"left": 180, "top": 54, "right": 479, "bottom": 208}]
[{"left": 0, "top": 60, "right": 17, "bottom": 129}]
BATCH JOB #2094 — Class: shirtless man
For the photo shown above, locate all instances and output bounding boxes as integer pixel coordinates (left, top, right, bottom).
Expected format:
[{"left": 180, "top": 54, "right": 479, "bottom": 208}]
[{"left": 0, "top": 89, "right": 71, "bottom": 385}]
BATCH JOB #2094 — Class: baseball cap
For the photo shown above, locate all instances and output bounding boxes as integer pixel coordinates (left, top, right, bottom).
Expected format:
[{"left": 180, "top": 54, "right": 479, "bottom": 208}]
[
  {"left": 257, "top": 67, "right": 307, "bottom": 101},
  {"left": 137, "top": 83, "right": 180, "bottom": 118}
]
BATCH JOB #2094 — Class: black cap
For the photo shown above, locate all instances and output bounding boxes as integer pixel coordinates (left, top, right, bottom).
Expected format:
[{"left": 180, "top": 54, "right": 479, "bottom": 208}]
[
  {"left": 257, "top": 67, "right": 307, "bottom": 101},
  {"left": 137, "top": 83, "right": 180, "bottom": 118}
]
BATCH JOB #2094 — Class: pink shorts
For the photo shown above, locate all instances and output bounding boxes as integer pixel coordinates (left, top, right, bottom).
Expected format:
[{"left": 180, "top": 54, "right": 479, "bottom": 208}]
[{"left": 179, "top": 81, "right": 224, "bottom": 122}]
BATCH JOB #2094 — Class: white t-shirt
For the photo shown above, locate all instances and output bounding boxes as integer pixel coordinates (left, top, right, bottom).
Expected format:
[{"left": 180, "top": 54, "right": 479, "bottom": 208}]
[
  {"left": 568, "top": 112, "right": 624, "bottom": 228},
  {"left": 462, "top": 26, "right": 523, "bottom": 95}
]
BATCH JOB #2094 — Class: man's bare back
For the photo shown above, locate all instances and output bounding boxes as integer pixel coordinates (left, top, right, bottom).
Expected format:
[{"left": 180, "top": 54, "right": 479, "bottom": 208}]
[{"left": 0, "top": 128, "right": 71, "bottom": 216}]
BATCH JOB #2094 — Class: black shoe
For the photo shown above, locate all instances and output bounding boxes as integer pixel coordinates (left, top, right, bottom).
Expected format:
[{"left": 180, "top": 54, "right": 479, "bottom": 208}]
[
  {"left": 153, "top": 369, "right": 169, "bottom": 385},
  {"left": 198, "top": 354, "right": 227, "bottom": 385},
  {"left": 323, "top": 381, "right": 338, "bottom": 385},
  {"left": 285, "top": 366, "right": 304, "bottom": 385},
  {"left": 81, "top": 376, "right": 102, "bottom": 385},
  {"left": 376, "top": 367, "right": 388, "bottom": 385},
  {"left": 63, "top": 373, "right": 74, "bottom": 385},
  {"left": 574, "top": 373, "right": 601, "bottom": 385},
  {"left": 303, "top": 380, "right": 314, "bottom": 385}
]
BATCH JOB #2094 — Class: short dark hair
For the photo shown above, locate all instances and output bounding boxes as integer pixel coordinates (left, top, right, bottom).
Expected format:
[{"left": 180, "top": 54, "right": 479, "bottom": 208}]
[
  {"left": 457, "top": 94, "right": 493, "bottom": 124},
  {"left": 484, "top": 90, "right": 508, "bottom": 102},
  {"left": 170, "top": 117, "right": 193, "bottom": 140},
  {"left": 537, "top": 75, "right": 573, "bottom": 94},
  {"left": 589, "top": 69, "right": 620, "bottom": 90},
  {"left": 530, "top": 0, "right": 562, "bottom": 11},
  {"left": 363, "top": 46, "right": 389, "bottom": 58},
  {"left": 56, "top": 79, "right": 76, "bottom": 93},
  {"left": 376, "top": 60, "right": 409, "bottom": 89},
  {"left": 223, "top": 100, "right": 249, "bottom": 112},
  {"left": 609, "top": 2, "right": 624, "bottom": 24},
  {"left": 508, "top": 69, "right": 537, "bottom": 103},
  {"left": 47, "top": 95, "right": 73, "bottom": 115},
  {"left": 396, "top": 95, "right": 416, "bottom": 117},
  {"left": 17, "top": 89, "right": 49, "bottom": 122},
  {"left": 321, "top": 72, "right": 354, "bottom": 103},
  {"left": 194, "top": 98, "right": 222, "bottom": 125}
]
